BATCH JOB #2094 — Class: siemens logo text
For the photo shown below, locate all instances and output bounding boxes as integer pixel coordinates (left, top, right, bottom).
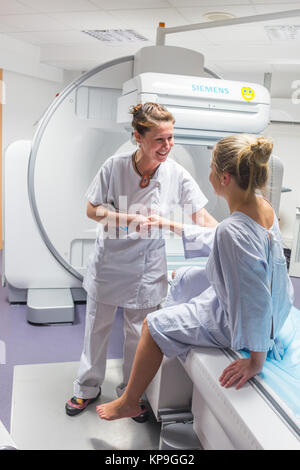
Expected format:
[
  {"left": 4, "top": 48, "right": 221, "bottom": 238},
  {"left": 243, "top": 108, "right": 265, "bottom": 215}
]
[{"left": 192, "top": 84, "right": 230, "bottom": 94}]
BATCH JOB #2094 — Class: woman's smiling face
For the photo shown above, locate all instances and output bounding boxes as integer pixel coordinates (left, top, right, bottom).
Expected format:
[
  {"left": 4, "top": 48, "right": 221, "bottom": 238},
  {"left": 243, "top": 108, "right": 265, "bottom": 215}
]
[{"left": 135, "top": 122, "right": 174, "bottom": 164}]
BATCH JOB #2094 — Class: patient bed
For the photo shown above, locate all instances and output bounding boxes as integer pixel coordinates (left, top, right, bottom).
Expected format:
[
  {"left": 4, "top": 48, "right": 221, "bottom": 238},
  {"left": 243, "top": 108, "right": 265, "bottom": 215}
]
[
  {"left": 184, "top": 346, "right": 300, "bottom": 450},
  {"left": 145, "top": 241, "right": 300, "bottom": 450}
]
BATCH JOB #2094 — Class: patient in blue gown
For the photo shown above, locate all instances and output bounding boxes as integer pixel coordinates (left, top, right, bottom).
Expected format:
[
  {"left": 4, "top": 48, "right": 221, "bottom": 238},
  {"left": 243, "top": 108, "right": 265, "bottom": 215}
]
[{"left": 97, "top": 133, "right": 294, "bottom": 421}]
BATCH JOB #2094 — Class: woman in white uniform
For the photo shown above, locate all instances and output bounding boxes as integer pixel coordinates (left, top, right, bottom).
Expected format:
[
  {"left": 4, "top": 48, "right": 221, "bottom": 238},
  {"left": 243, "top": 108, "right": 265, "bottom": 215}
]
[
  {"left": 65, "top": 102, "right": 217, "bottom": 416},
  {"left": 96, "top": 133, "right": 294, "bottom": 421}
]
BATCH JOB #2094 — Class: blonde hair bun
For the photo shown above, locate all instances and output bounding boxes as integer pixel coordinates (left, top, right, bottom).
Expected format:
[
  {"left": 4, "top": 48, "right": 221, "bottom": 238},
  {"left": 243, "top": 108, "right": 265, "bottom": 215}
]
[
  {"left": 250, "top": 136, "right": 273, "bottom": 164},
  {"left": 213, "top": 133, "right": 273, "bottom": 194}
]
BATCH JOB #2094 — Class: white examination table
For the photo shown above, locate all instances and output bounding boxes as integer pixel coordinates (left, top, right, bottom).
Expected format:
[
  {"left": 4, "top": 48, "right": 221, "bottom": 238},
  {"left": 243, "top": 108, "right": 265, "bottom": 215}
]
[{"left": 145, "top": 242, "right": 300, "bottom": 450}]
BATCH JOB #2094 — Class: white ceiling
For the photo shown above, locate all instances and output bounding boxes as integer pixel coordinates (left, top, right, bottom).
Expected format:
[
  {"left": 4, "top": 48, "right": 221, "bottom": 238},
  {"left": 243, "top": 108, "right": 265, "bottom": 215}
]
[{"left": 1, "top": 0, "right": 300, "bottom": 83}]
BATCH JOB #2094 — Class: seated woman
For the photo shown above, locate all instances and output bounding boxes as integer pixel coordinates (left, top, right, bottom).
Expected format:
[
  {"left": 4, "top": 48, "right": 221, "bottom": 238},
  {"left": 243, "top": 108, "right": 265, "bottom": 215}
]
[{"left": 96, "top": 133, "right": 294, "bottom": 421}]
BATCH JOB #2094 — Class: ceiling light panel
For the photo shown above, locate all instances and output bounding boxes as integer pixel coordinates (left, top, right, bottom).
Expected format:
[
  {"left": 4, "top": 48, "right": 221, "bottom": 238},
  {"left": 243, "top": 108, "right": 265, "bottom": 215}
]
[
  {"left": 82, "top": 29, "right": 148, "bottom": 43},
  {"left": 265, "top": 25, "right": 300, "bottom": 41}
]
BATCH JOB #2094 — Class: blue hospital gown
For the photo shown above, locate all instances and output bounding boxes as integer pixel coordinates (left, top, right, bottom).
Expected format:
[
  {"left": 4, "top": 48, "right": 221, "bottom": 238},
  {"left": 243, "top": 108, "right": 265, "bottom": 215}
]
[{"left": 147, "top": 211, "right": 294, "bottom": 360}]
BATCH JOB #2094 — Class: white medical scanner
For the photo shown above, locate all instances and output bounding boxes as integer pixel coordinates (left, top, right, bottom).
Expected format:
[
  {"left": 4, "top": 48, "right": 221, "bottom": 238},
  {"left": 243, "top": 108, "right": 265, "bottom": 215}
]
[
  {"left": 3, "top": 45, "right": 281, "bottom": 323},
  {"left": 4, "top": 45, "right": 299, "bottom": 449}
]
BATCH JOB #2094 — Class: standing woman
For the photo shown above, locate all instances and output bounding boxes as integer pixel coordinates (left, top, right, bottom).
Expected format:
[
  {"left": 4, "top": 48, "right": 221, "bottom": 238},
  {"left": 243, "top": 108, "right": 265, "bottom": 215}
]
[
  {"left": 96, "top": 134, "right": 294, "bottom": 421},
  {"left": 65, "top": 102, "right": 217, "bottom": 416}
]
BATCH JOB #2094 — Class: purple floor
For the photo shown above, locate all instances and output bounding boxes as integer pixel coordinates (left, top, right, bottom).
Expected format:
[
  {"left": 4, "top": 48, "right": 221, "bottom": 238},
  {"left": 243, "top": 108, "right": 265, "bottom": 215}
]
[
  {"left": 0, "top": 259, "right": 124, "bottom": 433},
  {"left": 1, "top": 250, "right": 300, "bottom": 436}
]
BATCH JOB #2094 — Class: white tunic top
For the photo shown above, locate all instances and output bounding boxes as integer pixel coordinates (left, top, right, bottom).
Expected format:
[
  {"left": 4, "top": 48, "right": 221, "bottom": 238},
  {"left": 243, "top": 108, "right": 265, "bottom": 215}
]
[{"left": 83, "top": 151, "right": 208, "bottom": 308}]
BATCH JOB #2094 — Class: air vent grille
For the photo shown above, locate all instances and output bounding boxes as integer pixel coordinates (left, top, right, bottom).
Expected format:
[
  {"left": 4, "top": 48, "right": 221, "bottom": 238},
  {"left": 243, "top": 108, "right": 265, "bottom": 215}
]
[{"left": 82, "top": 29, "right": 148, "bottom": 43}]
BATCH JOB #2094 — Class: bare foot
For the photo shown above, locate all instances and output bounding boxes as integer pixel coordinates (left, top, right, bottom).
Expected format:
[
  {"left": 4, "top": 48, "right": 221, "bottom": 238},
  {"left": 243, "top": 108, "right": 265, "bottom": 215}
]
[{"left": 96, "top": 396, "right": 142, "bottom": 421}]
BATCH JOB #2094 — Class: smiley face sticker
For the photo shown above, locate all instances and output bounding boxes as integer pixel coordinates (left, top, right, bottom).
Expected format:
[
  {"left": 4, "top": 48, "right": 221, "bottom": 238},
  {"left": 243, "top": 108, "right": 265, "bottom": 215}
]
[{"left": 241, "top": 86, "right": 255, "bottom": 101}]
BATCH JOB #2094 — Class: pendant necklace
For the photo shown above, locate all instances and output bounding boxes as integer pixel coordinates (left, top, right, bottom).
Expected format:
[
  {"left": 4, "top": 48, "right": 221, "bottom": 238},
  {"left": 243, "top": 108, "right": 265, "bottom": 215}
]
[{"left": 133, "top": 151, "right": 160, "bottom": 188}]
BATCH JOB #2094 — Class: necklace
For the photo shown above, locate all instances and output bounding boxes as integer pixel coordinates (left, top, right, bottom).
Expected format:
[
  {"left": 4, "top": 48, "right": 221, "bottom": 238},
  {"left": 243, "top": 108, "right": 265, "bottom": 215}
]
[{"left": 133, "top": 151, "right": 160, "bottom": 188}]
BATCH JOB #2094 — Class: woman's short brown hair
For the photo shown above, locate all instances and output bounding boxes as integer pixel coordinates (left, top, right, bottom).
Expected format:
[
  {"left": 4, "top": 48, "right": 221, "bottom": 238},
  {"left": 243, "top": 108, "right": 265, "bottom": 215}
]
[{"left": 130, "top": 102, "right": 175, "bottom": 135}]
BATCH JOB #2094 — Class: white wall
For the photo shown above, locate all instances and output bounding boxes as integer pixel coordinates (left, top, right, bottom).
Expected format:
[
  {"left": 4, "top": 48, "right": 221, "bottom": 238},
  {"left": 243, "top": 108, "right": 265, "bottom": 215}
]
[
  {"left": 0, "top": 33, "right": 63, "bottom": 83},
  {"left": 2, "top": 70, "right": 63, "bottom": 154},
  {"left": 265, "top": 122, "right": 300, "bottom": 248}
]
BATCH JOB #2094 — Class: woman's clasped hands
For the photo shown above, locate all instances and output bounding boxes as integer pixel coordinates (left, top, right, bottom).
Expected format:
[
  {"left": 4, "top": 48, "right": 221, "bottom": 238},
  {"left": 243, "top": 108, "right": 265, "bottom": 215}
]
[
  {"left": 140, "top": 213, "right": 183, "bottom": 236},
  {"left": 143, "top": 213, "right": 171, "bottom": 229},
  {"left": 129, "top": 213, "right": 173, "bottom": 234}
]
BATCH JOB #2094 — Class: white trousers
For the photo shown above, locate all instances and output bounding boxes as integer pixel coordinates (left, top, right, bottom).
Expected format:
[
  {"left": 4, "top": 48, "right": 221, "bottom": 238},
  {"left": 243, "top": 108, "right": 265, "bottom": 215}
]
[{"left": 73, "top": 295, "right": 158, "bottom": 399}]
